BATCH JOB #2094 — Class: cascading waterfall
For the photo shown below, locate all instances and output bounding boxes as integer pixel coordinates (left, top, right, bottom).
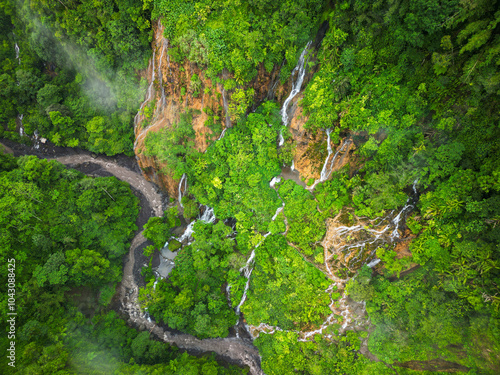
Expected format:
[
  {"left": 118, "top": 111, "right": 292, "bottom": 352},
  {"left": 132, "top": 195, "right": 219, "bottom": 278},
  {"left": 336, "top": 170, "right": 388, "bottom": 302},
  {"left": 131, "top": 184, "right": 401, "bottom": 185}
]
[
  {"left": 308, "top": 138, "right": 351, "bottom": 191},
  {"left": 234, "top": 232, "right": 271, "bottom": 315},
  {"left": 15, "top": 43, "right": 20, "bottom": 64},
  {"left": 134, "top": 50, "right": 156, "bottom": 132},
  {"left": 217, "top": 128, "right": 227, "bottom": 141},
  {"left": 178, "top": 173, "right": 187, "bottom": 208},
  {"left": 158, "top": 205, "right": 216, "bottom": 279},
  {"left": 269, "top": 176, "right": 281, "bottom": 188},
  {"left": 33, "top": 130, "right": 41, "bottom": 149},
  {"left": 291, "top": 160, "right": 295, "bottom": 171},
  {"left": 366, "top": 258, "right": 381, "bottom": 268},
  {"left": 163, "top": 205, "right": 216, "bottom": 248},
  {"left": 233, "top": 180, "right": 285, "bottom": 317},
  {"left": 271, "top": 205, "right": 284, "bottom": 222},
  {"left": 156, "top": 20, "right": 167, "bottom": 107},
  {"left": 235, "top": 251, "right": 256, "bottom": 315},
  {"left": 319, "top": 129, "right": 334, "bottom": 180},
  {"left": 391, "top": 179, "right": 418, "bottom": 239},
  {"left": 18, "top": 114, "right": 24, "bottom": 137},
  {"left": 146, "top": 50, "right": 156, "bottom": 105},
  {"left": 225, "top": 284, "right": 232, "bottom": 308},
  {"left": 158, "top": 40, "right": 167, "bottom": 106},
  {"left": 278, "top": 41, "right": 312, "bottom": 146},
  {"left": 248, "top": 185, "right": 420, "bottom": 340}
]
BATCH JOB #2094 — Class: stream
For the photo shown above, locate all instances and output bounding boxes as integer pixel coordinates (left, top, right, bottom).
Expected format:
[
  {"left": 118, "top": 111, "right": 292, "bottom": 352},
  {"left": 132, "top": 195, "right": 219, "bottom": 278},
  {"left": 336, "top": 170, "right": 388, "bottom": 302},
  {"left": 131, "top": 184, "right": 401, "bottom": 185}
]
[{"left": 0, "top": 140, "right": 264, "bottom": 375}]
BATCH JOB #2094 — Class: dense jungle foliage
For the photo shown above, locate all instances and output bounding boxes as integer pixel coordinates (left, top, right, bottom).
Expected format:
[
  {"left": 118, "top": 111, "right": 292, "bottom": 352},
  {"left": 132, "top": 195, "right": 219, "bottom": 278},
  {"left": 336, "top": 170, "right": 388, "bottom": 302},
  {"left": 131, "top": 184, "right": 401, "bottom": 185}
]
[
  {"left": 0, "top": 0, "right": 152, "bottom": 154},
  {"left": 1, "top": 0, "right": 500, "bottom": 373},
  {"left": 0, "top": 151, "right": 245, "bottom": 374}
]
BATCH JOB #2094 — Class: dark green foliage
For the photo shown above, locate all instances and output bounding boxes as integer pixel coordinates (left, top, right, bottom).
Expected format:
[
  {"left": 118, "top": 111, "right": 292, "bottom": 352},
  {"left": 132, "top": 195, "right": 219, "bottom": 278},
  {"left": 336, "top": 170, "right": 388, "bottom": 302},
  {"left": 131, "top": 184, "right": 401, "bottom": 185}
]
[
  {"left": 365, "top": 265, "right": 500, "bottom": 373},
  {"left": 143, "top": 207, "right": 181, "bottom": 250},
  {"left": 278, "top": 179, "right": 326, "bottom": 256},
  {"left": 188, "top": 104, "right": 284, "bottom": 251},
  {"left": 0, "top": 0, "right": 152, "bottom": 155},
  {"left": 242, "top": 235, "right": 331, "bottom": 329},
  {"left": 155, "top": 0, "right": 325, "bottom": 83},
  {"left": 144, "top": 111, "right": 198, "bottom": 178},
  {"left": 297, "top": 1, "right": 500, "bottom": 372},
  {"left": 255, "top": 330, "right": 371, "bottom": 375},
  {"left": 345, "top": 265, "right": 376, "bottom": 302},
  {"left": 0, "top": 154, "right": 243, "bottom": 374}
]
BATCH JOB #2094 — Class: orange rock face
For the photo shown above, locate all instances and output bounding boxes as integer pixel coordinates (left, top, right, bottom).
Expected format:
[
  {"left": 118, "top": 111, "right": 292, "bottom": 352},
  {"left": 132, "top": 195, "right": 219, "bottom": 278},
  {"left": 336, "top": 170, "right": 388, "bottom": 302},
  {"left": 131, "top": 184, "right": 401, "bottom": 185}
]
[{"left": 134, "top": 20, "right": 226, "bottom": 198}]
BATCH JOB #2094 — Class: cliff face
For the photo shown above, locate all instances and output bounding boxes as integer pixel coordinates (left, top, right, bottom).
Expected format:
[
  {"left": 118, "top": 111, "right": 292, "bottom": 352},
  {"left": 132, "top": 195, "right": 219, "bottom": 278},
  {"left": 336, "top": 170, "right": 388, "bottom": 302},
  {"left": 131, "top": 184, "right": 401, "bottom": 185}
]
[{"left": 133, "top": 19, "right": 352, "bottom": 197}]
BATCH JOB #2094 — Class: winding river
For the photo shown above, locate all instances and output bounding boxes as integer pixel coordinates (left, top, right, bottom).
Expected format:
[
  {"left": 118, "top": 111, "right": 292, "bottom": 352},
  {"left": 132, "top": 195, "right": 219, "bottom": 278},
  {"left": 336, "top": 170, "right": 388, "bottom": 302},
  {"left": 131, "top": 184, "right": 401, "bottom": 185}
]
[{"left": 1, "top": 140, "right": 263, "bottom": 375}]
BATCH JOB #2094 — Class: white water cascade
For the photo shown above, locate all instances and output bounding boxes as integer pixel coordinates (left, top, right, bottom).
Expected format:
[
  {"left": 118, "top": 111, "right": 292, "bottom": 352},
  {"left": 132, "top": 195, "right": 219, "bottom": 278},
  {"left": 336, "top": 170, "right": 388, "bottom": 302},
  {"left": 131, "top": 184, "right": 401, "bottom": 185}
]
[
  {"left": 134, "top": 50, "right": 156, "bottom": 132},
  {"left": 17, "top": 114, "right": 24, "bottom": 136},
  {"left": 233, "top": 180, "right": 285, "bottom": 317},
  {"left": 217, "top": 128, "right": 227, "bottom": 141},
  {"left": 391, "top": 179, "right": 418, "bottom": 239},
  {"left": 278, "top": 41, "right": 312, "bottom": 146},
  {"left": 178, "top": 173, "right": 187, "bottom": 208},
  {"left": 158, "top": 40, "right": 167, "bottom": 106},
  {"left": 234, "top": 232, "right": 270, "bottom": 315},
  {"left": 308, "top": 137, "right": 351, "bottom": 191},
  {"left": 156, "top": 20, "right": 167, "bottom": 107},
  {"left": 174, "top": 205, "right": 216, "bottom": 247},
  {"left": 319, "top": 129, "right": 334, "bottom": 180},
  {"left": 15, "top": 43, "right": 20, "bottom": 64}
]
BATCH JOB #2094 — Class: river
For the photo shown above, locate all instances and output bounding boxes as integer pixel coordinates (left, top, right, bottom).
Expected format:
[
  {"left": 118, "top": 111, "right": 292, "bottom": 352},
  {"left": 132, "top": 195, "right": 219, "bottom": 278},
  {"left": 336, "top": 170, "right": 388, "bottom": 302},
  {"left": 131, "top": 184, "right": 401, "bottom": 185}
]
[{"left": 0, "top": 139, "right": 263, "bottom": 375}]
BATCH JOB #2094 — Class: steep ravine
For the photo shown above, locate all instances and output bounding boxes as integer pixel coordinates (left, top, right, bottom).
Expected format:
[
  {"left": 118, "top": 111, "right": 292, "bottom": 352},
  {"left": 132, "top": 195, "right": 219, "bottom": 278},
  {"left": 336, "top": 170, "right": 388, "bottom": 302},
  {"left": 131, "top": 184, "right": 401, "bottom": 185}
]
[{"left": 1, "top": 140, "right": 263, "bottom": 374}]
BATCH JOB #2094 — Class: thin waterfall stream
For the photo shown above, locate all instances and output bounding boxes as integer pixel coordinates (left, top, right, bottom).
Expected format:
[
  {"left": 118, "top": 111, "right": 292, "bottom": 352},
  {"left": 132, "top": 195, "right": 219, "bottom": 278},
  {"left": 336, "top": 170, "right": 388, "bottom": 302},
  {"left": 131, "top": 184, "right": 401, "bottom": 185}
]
[{"left": 279, "top": 41, "right": 312, "bottom": 146}]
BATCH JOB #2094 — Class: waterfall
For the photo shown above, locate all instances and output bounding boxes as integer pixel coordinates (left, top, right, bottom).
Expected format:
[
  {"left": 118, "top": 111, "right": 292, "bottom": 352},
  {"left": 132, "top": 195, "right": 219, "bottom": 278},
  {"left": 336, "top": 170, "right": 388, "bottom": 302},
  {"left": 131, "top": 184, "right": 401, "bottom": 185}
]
[
  {"left": 278, "top": 131, "right": 285, "bottom": 147},
  {"left": 308, "top": 138, "right": 350, "bottom": 191},
  {"left": 246, "top": 181, "right": 420, "bottom": 340},
  {"left": 390, "top": 179, "right": 418, "bottom": 239},
  {"left": 146, "top": 50, "right": 156, "bottom": 103},
  {"left": 33, "top": 130, "right": 40, "bottom": 150},
  {"left": 176, "top": 221, "right": 196, "bottom": 245},
  {"left": 366, "top": 258, "right": 381, "bottom": 268},
  {"left": 271, "top": 205, "right": 284, "bottom": 222},
  {"left": 217, "top": 128, "right": 227, "bottom": 141},
  {"left": 234, "top": 234, "right": 270, "bottom": 314},
  {"left": 15, "top": 43, "right": 20, "bottom": 64},
  {"left": 199, "top": 205, "right": 216, "bottom": 224},
  {"left": 134, "top": 51, "right": 156, "bottom": 130},
  {"left": 232, "top": 178, "right": 285, "bottom": 317},
  {"left": 178, "top": 174, "right": 186, "bottom": 208},
  {"left": 226, "top": 284, "right": 232, "bottom": 308},
  {"left": 269, "top": 176, "right": 281, "bottom": 188},
  {"left": 235, "top": 247, "right": 258, "bottom": 315},
  {"left": 171, "top": 205, "right": 216, "bottom": 247},
  {"left": 291, "top": 160, "right": 295, "bottom": 171},
  {"left": 278, "top": 41, "right": 312, "bottom": 146},
  {"left": 18, "top": 114, "right": 24, "bottom": 137},
  {"left": 159, "top": 40, "right": 167, "bottom": 106},
  {"left": 319, "top": 128, "right": 333, "bottom": 180}
]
